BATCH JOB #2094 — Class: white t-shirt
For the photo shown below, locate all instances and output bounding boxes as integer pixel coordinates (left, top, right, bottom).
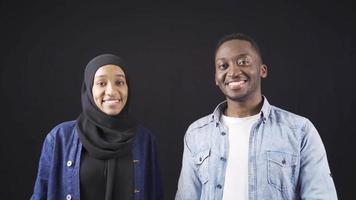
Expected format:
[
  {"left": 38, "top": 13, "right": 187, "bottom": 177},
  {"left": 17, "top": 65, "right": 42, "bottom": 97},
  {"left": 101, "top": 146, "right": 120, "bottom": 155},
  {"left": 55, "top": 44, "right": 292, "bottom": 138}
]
[{"left": 221, "top": 112, "right": 260, "bottom": 200}]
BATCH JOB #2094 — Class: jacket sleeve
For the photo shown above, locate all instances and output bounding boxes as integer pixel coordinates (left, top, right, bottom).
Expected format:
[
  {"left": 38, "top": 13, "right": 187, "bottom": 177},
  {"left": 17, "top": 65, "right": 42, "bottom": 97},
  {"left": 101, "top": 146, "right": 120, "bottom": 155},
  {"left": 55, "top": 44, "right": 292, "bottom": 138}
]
[
  {"left": 299, "top": 119, "right": 338, "bottom": 200},
  {"left": 175, "top": 133, "right": 202, "bottom": 200},
  {"left": 30, "top": 133, "right": 54, "bottom": 200}
]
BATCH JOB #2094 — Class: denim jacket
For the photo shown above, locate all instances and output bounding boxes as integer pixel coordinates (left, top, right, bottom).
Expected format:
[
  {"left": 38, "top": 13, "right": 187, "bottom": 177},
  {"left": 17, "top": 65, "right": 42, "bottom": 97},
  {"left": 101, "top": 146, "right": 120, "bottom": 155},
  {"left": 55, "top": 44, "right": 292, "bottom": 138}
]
[
  {"left": 31, "top": 120, "right": 162, "bottom": 200},
  {"left": 176, "top": 97, "right": 337, "bottom": 200}
]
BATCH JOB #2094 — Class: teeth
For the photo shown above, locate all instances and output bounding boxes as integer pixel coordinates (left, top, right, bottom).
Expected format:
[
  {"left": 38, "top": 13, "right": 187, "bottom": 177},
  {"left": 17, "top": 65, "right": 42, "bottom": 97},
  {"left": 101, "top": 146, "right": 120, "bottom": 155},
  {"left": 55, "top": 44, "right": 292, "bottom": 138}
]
[
  {"left": 104, "top": 99, "right": 120, "bottom": 103},
  {"left": 228, "top": 80, "right": 245, "bottom": 86}
]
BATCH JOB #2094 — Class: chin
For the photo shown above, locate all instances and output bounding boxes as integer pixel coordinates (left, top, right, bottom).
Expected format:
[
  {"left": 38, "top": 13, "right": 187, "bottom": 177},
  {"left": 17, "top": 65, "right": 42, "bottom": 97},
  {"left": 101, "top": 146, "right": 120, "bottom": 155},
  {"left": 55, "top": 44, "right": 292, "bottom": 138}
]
[
  {"left": 104, "top": 110, "right": 122, "bottom": 116},
  {"left": 227, "top": 96, "right": 247, "bottom": 102},
  {"left": 226, "top": 93, "right": 250, "bottom": 102}
]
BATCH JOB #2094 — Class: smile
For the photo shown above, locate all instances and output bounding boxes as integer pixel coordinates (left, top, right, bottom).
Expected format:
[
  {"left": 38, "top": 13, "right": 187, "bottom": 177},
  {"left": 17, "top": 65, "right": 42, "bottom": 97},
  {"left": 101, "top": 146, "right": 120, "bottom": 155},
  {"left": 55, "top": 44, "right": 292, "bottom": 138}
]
[
  {"left": 225, "top": 79, "right": 247, "bottom": 89},
  {"left": 102, "top": 99, "right": 121, "bottom": 104}
]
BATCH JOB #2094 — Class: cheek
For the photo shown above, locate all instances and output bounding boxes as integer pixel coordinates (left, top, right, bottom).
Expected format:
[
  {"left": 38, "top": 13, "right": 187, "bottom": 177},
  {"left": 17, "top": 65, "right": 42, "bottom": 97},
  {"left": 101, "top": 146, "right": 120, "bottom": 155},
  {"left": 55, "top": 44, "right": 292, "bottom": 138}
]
[
  {"left": 93, "top": 96, "right": 102, "bottom": 107},
  {"left": 215, "top": 73, "right": 224, "bottom": 83},
  {"left": 92, "top": 89, "right": 103, "bottom": 103},
  {"left": 121, "top": 86, "right": 129, "bottom": 98},
  {"left": 215, "top": 72, "right": 219, "bottom": 82}
]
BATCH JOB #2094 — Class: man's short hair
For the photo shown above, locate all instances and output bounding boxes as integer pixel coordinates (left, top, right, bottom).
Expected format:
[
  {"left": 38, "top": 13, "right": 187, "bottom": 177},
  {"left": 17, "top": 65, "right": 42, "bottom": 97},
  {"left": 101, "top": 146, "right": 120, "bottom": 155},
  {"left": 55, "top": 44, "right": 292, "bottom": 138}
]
[{"left": 215, "top": 33, "right": 263, "bottom": 62}]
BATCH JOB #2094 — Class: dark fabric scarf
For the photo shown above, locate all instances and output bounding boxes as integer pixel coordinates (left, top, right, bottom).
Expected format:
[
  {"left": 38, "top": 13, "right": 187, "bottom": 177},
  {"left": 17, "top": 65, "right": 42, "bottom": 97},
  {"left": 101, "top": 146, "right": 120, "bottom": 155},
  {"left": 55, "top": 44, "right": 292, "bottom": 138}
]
[{"left": 76, "top": 54, "right": 136, "bottom": 200}]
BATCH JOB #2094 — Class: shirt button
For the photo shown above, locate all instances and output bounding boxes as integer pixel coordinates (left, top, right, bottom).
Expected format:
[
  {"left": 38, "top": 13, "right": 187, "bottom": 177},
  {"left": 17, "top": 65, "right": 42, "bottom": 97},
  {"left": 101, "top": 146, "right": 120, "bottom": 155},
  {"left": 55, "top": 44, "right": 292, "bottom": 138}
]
[
  {"left": 221, "top": 132, "right": 226, "bottom": 136},
  {"left": 220, "top": 157, "right": 226, "bottom": 161},
  {"left": 262, "top": 117, "right": 267, "bottom": 123},
  {"left": 216, "top": 184, "right": 222, "bottom": 189},
  {"left": 134, "top": 188, "right": 140, "bottom": 193},
  {"left": 67, "top": 160, "right": 73, "bottom": 167},
  {"left": 66, "top": 194, "right": 72, "bottom": 200},
  {"left": 133, "top": 159, "right": 140, "bottom": 164}
]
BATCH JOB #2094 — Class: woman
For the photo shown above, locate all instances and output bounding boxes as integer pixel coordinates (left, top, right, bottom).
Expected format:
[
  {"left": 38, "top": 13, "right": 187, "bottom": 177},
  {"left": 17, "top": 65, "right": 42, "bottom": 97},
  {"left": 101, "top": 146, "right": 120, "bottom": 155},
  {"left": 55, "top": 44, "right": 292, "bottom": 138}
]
[{"left": 31, "top": 54, "right": 162, "bottom": 200}]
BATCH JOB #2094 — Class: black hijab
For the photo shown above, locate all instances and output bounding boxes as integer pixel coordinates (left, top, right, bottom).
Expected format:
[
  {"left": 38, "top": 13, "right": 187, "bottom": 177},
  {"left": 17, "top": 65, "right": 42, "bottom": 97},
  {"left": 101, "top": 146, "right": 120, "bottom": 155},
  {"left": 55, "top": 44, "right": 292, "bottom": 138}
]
[{"left": 77, "top": 53, "right": 137, "bottom": 160}]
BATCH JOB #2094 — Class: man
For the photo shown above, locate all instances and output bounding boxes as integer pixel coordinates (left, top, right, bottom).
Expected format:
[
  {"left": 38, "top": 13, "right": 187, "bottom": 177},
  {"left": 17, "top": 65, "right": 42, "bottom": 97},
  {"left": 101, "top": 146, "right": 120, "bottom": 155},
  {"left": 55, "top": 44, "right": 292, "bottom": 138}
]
[{"left": 175, "top": 33, "right": 337, "bottom": 199}]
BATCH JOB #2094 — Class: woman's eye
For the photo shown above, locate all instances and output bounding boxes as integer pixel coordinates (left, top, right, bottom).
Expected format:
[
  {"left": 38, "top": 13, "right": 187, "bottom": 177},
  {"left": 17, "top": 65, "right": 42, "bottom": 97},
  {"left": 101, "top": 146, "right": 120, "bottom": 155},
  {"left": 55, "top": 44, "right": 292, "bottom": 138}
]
[
  {"left": 97, "top": 81, "right": 106, "bottom": 87},
  {"left": 116, "top": 80, "right": 125, "bottom": 85}
]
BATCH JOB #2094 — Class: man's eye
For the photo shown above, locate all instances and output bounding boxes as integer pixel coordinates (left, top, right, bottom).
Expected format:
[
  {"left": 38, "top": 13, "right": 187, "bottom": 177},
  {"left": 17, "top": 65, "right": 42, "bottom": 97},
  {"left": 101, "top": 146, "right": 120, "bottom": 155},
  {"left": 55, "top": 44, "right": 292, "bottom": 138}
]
[
  {"left": 237, "top": 58, "right": 250, "bottom": 66},
  {"left": 219, "top": 63, "right": 229, "bottom": 70}
]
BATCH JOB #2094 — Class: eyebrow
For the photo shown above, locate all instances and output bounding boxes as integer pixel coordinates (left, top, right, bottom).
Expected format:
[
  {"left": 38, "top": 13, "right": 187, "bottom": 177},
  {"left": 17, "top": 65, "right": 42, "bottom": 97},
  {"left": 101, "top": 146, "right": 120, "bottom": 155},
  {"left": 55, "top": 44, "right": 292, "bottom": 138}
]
[{"left": 215, "top": 53, "right": 251, "bottom": 62}]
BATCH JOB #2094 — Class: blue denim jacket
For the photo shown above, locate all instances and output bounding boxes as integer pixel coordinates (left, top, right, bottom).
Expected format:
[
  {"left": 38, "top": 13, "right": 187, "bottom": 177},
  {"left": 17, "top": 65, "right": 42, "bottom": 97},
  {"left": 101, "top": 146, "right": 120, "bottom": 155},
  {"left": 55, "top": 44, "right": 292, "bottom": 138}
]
[
  {"left": 31, "top": 120, "right": 162, "bottom": 200},
  {"left": 176, "top": 97, "right": 337, "bottom": 200}
]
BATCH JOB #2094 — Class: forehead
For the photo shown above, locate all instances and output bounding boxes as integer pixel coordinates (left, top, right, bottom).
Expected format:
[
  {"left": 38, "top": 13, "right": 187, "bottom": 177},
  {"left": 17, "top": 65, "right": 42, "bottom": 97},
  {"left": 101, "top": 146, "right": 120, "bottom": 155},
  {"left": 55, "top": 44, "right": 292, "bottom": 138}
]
[
  {"left": 215, "top": 39, "right": 259, "bottom": 60},
  {"left": 94, "top": 64, "right": 125, "bottom": 77}
]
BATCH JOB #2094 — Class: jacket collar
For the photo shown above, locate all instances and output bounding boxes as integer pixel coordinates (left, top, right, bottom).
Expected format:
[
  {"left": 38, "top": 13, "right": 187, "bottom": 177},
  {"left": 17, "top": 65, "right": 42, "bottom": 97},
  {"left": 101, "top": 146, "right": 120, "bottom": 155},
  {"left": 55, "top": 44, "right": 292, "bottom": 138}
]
[{"left": 211, "top": 95, "right": 271, "bottom": 124}]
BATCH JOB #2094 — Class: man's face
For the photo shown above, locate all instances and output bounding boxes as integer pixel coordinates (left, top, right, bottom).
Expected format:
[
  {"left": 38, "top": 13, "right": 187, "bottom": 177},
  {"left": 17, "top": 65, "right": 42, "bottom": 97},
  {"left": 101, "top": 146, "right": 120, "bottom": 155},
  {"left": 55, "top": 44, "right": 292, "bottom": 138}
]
[{"left": 215, "top": 39, "right": 267, "bottom": 102}]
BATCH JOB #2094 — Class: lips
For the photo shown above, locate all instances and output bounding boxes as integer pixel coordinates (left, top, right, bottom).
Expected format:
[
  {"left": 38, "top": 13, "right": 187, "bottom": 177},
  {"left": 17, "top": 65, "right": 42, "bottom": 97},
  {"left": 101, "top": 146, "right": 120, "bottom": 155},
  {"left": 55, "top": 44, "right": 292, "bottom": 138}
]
[
  {"left": 102, "top": 99, "right": 121, "bottom": 104},
  {"left": 225, "top": 78, "right": 248, "bottom": 89}
]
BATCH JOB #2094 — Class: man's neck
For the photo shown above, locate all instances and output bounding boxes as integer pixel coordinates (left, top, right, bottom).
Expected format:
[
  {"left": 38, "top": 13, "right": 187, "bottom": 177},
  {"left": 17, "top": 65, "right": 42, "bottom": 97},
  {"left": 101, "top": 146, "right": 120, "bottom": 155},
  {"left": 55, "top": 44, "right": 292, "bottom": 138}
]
[{"left": 225, "top": 95, "right": 263, "bottom": 118}]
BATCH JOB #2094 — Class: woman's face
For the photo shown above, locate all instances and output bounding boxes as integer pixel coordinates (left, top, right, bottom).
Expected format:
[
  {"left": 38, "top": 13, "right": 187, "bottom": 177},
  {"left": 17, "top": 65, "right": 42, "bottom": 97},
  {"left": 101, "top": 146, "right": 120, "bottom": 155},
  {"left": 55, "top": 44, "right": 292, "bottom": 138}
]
[{"left": 92, "top": 64, "right": 128, "bottom": 116}]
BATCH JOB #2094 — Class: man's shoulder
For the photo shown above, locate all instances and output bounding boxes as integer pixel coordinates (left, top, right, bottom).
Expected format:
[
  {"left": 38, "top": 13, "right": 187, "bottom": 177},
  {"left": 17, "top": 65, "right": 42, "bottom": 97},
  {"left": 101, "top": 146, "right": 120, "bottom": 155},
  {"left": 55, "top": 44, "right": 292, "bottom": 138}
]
[
  {"left": 183, "top": 114, "right": 214, "bottom": 153},
  {"left": 184, "top": 113, "right": 216, "bottom": 146},
  {"left": 186, "top": 114, "right": 214, "bottom": 133},
  {"left": 269, "top": 105, "right": 309, "bottom": 129}
]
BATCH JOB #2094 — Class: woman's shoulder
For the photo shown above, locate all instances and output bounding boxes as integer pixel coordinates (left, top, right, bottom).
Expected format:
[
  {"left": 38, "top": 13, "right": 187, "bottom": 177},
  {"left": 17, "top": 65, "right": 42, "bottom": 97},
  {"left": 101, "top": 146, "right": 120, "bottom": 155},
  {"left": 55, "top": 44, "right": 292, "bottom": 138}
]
[
  {"left": 46, "top": 120, "right": 78, "bottom": 140},
  {"left": 135, "top": 124, "right": 157, "bottom": 141},
  {"left": 133, "top": 124, "right": 159, "bottom": 154},
  {"left": 50, "top": 120, "right": 76, "bottom": 133}
]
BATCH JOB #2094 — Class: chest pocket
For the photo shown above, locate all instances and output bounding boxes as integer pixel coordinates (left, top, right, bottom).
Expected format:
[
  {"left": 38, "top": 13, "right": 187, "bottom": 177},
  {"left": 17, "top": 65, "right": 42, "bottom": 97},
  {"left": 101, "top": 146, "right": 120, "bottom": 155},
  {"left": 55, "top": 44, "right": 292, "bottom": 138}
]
[
  {"left": 267, "top": 151, "right": 298, "bottom": 191},
  {"left": 193, "top": 149, "right": 210, "bottom": 184}
]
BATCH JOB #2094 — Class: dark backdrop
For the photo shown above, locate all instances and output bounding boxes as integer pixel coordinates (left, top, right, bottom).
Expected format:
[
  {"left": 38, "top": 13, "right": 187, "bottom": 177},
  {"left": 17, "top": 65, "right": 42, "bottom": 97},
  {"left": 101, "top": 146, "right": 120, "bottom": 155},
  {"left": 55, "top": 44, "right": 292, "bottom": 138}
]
[{"left": 1, "top": 0, "right": 355, "bottom": 199}]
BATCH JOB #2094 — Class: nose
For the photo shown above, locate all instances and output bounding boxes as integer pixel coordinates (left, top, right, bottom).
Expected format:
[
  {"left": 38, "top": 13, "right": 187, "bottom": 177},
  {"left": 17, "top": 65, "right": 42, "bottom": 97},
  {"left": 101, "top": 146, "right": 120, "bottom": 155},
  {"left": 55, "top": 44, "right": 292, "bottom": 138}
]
[
  {"left": 227, "top": 63, "right": 241, "bottom": 77},
  {"left": 105, "top": 83, "right": 118, "bottom": 96}
]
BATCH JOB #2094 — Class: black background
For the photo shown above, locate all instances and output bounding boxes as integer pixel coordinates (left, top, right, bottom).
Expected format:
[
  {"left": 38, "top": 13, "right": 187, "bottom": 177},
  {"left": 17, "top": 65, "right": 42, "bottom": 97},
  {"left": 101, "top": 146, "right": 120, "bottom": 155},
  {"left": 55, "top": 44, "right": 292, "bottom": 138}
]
[{"left": 1, "top": 0, "right": 355, "bottom": 199}]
